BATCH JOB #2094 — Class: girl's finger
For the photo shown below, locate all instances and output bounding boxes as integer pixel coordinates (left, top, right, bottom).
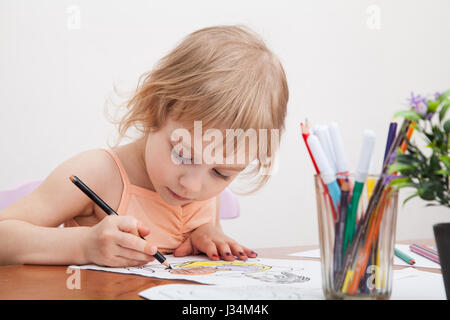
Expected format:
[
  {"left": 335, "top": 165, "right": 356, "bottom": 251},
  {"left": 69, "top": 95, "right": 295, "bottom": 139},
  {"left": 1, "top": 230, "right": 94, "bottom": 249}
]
[
  {"left": 112, "top": 255, "right": 149, "bottom": 268},
  {"left": 115, "top": 231, "right": 157, "bottom": 256},
  {"left": 115, "top": 245, "right": 155, "bottom": 263},
  {"left": 229, "top": 242, "right": 248, "bottom": 261},
  {"left": 215, "top": 241, "right": 234, "bottom": 261},
  {"left": 138, "top": 223, "right": 151, "bottom": 238},
  {"left": 198, "top": 240, "right": 220, "bottom": 261},
  {"left": 116, "top": 216, "right": 140, "bottom": 236},
  {"left": 243, "top": 247, "right": 258, "bottom": 258}
]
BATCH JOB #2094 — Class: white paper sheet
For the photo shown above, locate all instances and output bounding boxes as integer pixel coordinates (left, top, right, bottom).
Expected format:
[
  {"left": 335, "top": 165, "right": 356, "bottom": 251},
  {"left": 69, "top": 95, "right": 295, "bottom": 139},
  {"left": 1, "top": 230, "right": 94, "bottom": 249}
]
[
  {"left": 72, "top": 255, "right": 324, "bottom": 287},
  {"left": 138, "top": 267, "right": 445, "bottom": 300},
  {"left": 289, "top": 244, "right": 441, "bottom": 269},
  {"left": 139, "top": 283, "right": 324, "bottom": 300},
  {"left": 391, "top": 267, "right": 446, "bottom": 300},
  {"left": 71, "top": 254, "right": 445, "bottom": 300}
]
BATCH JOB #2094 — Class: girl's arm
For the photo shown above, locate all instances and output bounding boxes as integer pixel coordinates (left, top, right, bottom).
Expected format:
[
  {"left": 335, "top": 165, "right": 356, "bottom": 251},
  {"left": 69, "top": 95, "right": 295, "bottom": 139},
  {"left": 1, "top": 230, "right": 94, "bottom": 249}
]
[
  {"left": 0, "top": 219, "right": 90, "bottom": 265},
  {"left": 0, "top": 150, "right": 113, "bottom": 265}
]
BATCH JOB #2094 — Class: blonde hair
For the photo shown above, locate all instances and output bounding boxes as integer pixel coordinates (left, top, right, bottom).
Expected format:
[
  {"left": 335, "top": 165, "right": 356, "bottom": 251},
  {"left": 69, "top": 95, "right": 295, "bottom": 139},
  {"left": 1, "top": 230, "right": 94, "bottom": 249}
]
[{"left": 105, "top": 25, "right": 289, "bottom": 194}]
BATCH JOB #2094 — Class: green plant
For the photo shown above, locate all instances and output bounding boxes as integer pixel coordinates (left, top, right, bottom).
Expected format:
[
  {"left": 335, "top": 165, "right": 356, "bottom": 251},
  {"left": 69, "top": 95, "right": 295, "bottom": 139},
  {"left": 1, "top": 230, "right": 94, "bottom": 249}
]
[{"left": 389, "top": 90, "right": 450, "bottom": 208}]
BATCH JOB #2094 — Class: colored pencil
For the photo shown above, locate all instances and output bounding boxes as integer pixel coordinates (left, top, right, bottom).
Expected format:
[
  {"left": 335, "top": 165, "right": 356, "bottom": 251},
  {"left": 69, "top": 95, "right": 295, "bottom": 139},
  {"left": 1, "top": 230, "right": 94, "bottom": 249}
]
[
  {"left": 69, "top": 175, "right": 171, "bottom": 268},
  {"left": 335, "top": 119, "right": 411, "bottom": 291},
  {"left": 383, "top": 122, "right": 398, "bottom": 162},
  {"left": 413, "top": 243, "right": 439, "bottom": 255},
  {"left": 400, "top": 121, "right": 415, "bottom": 153},
  {"left": 347, "top": 188, "right": 390, "bottom": 294},
  {"left": 301, "top": 120, "right": 320, "bottom": 174},
  {"left": 301, "top": 120, "right": 338, "bottom": 223},
  {"left": 394, "top": 248, "right": 415, "bottom": 265},
  {"left": 367, "top": 121, "right": 397, "bottom": 290},
  {"left": 409, "top": 244, "right": 440, "bottom": 264}
]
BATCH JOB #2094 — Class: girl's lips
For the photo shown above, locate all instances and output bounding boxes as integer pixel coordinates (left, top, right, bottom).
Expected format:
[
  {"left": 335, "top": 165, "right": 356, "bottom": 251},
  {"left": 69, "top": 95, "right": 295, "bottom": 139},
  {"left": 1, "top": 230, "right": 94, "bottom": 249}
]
[{"left": 167, "top": 187, "right": 190, "bottom": 201}]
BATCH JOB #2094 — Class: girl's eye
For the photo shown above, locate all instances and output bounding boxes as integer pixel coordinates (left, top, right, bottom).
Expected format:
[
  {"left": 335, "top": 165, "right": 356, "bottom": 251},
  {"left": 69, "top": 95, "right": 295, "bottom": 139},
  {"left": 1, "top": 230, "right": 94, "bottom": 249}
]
[{"left": 213, "top": 169, "right": 230, "bottom": 180}]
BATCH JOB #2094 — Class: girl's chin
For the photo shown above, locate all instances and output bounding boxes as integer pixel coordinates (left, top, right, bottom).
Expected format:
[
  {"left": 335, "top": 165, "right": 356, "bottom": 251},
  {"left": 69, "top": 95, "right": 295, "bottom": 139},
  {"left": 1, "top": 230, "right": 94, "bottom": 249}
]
[{"left": 158, "top": 186, "right": 192, "bottom": 205}]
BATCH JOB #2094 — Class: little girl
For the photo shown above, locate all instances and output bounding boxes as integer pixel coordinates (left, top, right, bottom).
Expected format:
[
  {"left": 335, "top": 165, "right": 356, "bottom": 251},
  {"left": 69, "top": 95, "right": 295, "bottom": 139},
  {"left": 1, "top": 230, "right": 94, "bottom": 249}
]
[{"left": 0, "top": 25, "right": 288, "bottom": 267}]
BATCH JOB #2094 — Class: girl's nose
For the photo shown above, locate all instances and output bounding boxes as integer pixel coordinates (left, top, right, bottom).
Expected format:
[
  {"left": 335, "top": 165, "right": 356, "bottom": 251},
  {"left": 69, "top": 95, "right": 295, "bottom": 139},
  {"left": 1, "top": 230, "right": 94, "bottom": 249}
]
[{"left": 178, "top": 166, "right": 203, "bottom": 194}]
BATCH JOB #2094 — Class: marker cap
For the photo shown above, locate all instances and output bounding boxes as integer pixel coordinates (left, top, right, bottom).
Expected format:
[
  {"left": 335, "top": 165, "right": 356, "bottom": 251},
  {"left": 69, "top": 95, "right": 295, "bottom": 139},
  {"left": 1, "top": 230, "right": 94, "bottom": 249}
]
[
  {"left": 307, "top": 135, "right": 336, "bottom": 184},
  {"left": 355, "top": 130, "right": 376, "bottom": 182}
]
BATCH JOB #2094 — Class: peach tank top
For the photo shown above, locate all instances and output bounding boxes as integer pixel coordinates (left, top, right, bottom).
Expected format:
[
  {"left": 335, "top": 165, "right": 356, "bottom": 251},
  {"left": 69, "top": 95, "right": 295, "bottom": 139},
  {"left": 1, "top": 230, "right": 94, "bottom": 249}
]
[{"left": 64, "top": 148, "right": 216, "bottom": 253}]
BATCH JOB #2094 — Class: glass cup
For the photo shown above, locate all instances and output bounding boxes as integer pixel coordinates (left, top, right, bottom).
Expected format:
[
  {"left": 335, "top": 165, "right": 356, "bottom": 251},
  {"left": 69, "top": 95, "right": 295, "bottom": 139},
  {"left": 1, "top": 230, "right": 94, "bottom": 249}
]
[{"left": 314, "top": 174, "right": 399, "bottom": 299}]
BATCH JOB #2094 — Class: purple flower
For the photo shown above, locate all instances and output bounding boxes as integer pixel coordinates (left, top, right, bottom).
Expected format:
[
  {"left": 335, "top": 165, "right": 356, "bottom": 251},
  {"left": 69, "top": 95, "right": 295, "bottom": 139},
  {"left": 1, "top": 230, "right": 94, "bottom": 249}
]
[
  {"left": 434, "top": 91, "right": 441, "bottom": 100},
  {"left": 415, "top": 101, "right": 427, "bottom": 115},
  {"left": 426, "top": 112, "right": 434, "bottom": 120},
  {"left": 407, "top": 92, "right": 427, "bottom": 114},
  {"left": 407, "top": 92, "right": 422, "bottom": 106}
]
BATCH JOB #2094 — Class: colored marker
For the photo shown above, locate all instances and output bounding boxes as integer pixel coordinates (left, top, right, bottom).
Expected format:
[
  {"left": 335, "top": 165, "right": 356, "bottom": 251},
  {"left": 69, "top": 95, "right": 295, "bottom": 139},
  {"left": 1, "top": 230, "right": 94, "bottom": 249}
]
[
  {"left": 366, "top": 158, "right": 376, "bottom": 201},
  {"left": 333, "top": 180, "right": 350, "bottom": 279},
  {"left": 328, "top": 122, "right": 350, "bottom": 177},
  {"left": 301, "top": 120, "right": 338, "bottom": 223},
  {"left": 343, "top": 130, "right": 376, "bottom": 254},
  {"left": 307, "top": 135, "right": 341, "bottom": 212},
  {"left": 315, "top": 125, "right": 338, "bottom": 174}
]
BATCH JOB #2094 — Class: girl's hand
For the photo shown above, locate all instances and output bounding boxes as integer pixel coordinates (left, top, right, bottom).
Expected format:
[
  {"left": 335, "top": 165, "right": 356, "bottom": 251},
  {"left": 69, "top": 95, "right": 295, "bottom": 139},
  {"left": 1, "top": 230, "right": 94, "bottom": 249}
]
[
  {"left": 173, "top": 223, "right": 258, "bottom": 261},
  {"left": 83, "top": 215, "right": 158, "bottom": 267}
]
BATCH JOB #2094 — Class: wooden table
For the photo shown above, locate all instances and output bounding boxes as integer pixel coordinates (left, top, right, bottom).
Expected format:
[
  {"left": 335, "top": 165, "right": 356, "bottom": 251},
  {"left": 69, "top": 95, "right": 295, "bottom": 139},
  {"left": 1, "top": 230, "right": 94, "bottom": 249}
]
[{"left": 0, "top": 240, "right": 439, "bottom": 300}]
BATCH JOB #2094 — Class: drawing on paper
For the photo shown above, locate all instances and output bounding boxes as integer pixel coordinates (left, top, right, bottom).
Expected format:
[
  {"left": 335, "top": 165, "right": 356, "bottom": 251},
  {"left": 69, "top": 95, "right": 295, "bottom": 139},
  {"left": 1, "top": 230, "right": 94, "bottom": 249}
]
[
  {"left": 245, "top": 271, "right": 310, "bottom": 284},
  {"left": 168, "top": 260, "right": 271, "bottom": 275},
  {"left": 74, "top": 256, "right": 319, "bottom": 287}
]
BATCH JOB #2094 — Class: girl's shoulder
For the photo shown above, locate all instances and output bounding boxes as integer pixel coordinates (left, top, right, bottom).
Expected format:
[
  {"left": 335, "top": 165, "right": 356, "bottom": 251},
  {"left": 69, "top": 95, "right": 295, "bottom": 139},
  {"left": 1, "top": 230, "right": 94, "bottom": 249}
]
[
  {"left": 0, "top": 148, "right": 124, "bottom": 227},
  {"left": 70, "top": 148, "right": 124, "bottom": 214},
  {"left": 57, "top": 148, "right": 125, "bottom": 226}
]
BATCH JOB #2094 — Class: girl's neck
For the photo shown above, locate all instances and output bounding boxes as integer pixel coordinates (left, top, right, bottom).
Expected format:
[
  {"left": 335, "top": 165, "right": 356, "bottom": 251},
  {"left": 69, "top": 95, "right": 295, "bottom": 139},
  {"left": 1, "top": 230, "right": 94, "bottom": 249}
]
[{"left": 114, "top": 137, "right": 156, "bottom": 192}]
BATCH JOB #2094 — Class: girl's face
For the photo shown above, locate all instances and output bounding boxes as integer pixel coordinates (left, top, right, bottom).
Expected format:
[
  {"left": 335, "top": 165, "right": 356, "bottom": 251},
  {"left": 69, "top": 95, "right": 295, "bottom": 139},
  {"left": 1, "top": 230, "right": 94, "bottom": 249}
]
[{"left": 143, "top": 118, "right": 253, "bottom": 206}]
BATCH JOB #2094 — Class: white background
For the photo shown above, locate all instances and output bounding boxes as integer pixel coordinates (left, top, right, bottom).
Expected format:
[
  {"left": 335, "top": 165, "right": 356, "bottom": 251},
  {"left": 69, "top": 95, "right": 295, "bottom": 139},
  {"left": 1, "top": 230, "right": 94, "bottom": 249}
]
[{"left": 1, "top": 0, "right": 449, "bottom": 249}]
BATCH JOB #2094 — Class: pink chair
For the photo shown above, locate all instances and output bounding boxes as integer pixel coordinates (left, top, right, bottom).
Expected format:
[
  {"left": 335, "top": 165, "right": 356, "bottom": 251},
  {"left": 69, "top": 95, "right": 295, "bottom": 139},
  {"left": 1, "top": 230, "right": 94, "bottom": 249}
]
[
  {"left": 0, "top": 180, "right": 240, "bottom": 219},
  {"left": 0, "top": 180, "right": 42, "bottom": 211},
  {"left": 218, "top": 187, "right": 240, "bottom": 219}
]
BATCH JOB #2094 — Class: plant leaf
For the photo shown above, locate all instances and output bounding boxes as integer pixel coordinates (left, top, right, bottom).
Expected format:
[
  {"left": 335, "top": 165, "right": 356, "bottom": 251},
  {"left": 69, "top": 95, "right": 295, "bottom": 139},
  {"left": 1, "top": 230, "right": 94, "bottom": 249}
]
[
  {"left": 439, "top": 155, "right": 450, "bottom": 168},
  {"left": 402, "top": 192, "right": 419, "bottom": 206},
  {"left": 444, "top": 119, "right": 450, "bottom": 135},
  {"left": 388, "top": 162, "right": 415, "bottom": 174},
  {"left": 438, "top": 90, "right": 450, "bottom": 103},
  {"left": 394, "top": 110, "right": 421, "bottom": 122},
  {"left": 427, "top": 100, "right": 440, "bottom": 113},
  {"left": 439, "top": 101, "right": 450, "bottom": 122},
  {"left": 435, "top": 169, "right": 450, "bottom": 176},
  {"left": 418, "top": 187, "right": 435, "bottom": 201}
]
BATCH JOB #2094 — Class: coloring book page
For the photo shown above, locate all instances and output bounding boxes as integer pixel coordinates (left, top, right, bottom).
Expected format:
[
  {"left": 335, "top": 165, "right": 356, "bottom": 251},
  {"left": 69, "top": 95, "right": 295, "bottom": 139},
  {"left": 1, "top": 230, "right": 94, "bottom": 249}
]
[{"left": 71, "top": 256, "right": 323, "bottom": 288}]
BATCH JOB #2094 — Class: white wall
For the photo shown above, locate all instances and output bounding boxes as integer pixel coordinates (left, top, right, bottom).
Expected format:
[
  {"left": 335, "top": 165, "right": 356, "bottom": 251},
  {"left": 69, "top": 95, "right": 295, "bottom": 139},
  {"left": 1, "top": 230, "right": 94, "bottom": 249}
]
[{"left": 1, "top": 0, "right": 449, "bottom": 249}]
